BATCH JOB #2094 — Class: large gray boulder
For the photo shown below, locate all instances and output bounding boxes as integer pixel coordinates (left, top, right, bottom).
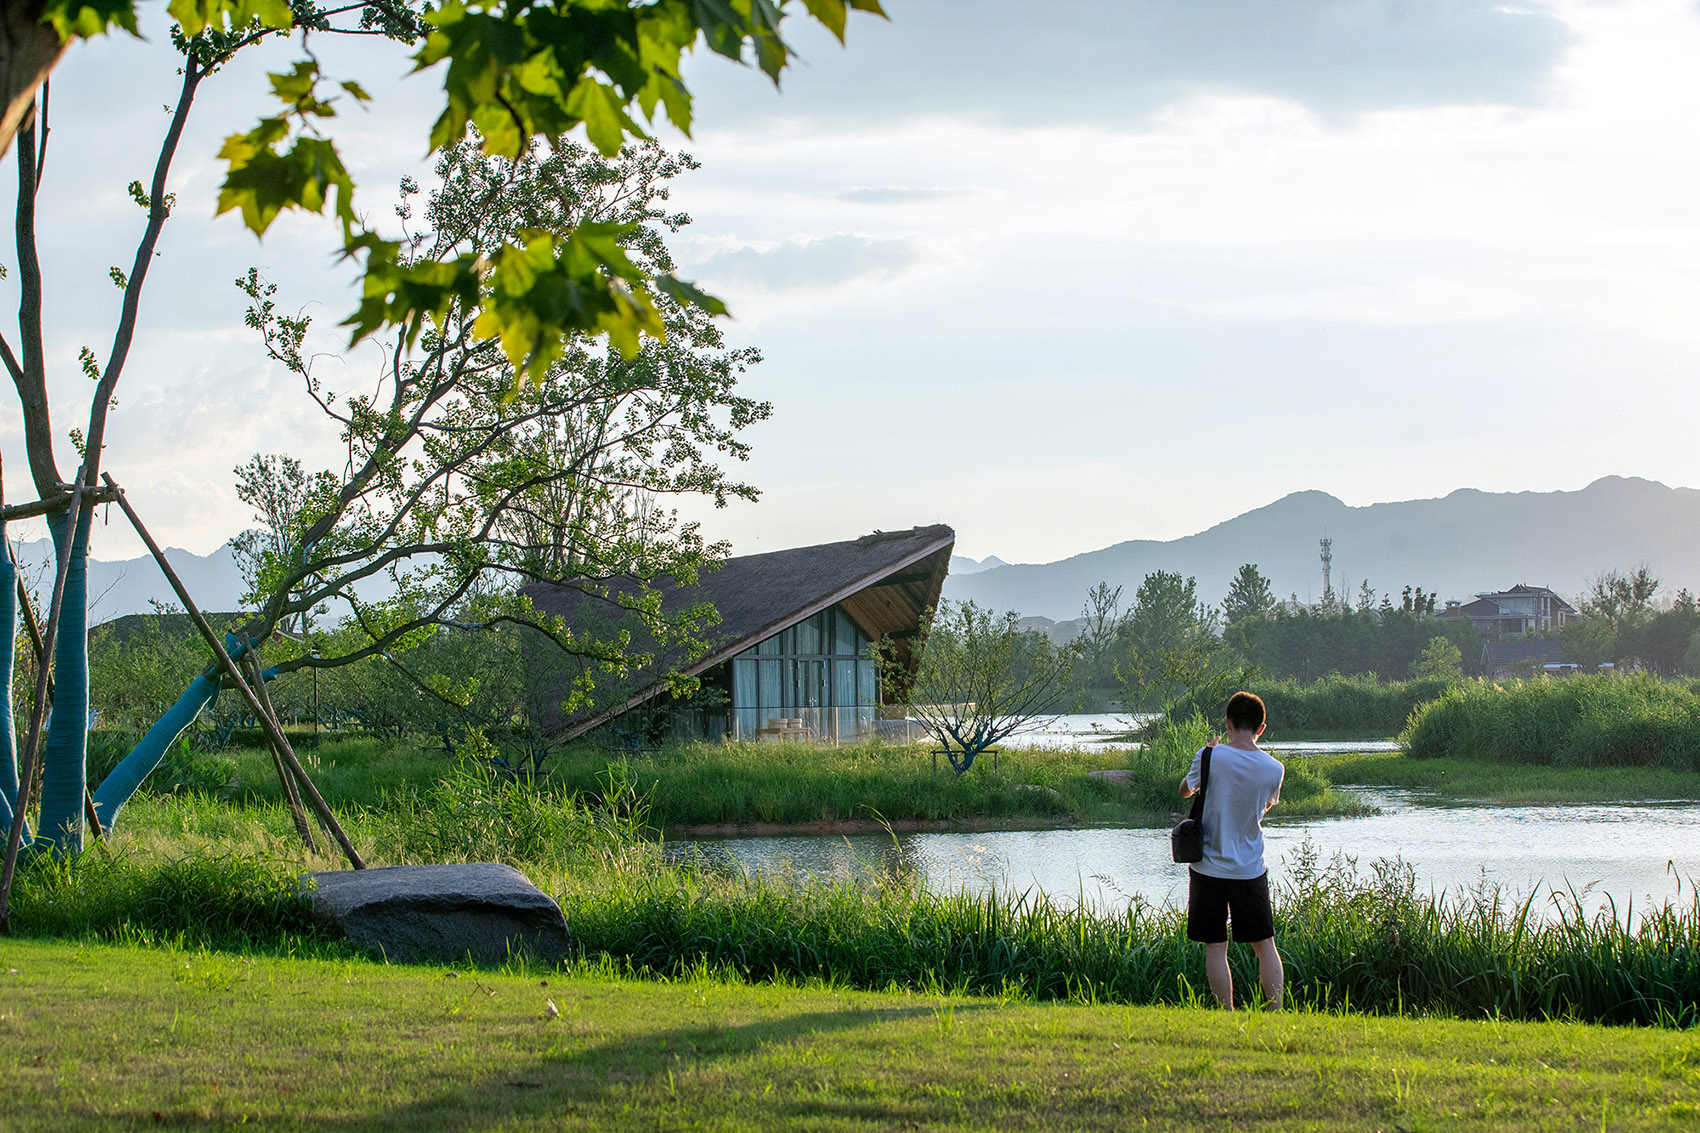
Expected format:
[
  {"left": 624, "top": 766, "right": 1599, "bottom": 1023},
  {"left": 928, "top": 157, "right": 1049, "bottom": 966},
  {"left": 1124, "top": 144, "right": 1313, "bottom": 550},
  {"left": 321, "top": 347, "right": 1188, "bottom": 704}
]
[{"left": 303, "top": 862, "right": 571, "bottom": 965}]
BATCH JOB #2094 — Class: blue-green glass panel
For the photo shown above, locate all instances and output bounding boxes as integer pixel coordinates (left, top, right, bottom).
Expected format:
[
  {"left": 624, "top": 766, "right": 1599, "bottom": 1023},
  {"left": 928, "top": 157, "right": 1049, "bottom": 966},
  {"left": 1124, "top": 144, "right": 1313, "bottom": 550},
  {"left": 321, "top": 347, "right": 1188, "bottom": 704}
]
[
  {"left": 796, "top": 660, "right": 823, "bottom": 707},
  {"left": 796, "top": 612, "right": 823, "bottom": 654},
  {"left": 834, "top": 611, "right": 857, "bottom": 655},
  {"left": 833, "top": 659, "right": 854, "bottom": 706},
  {"left": 856, "top": 659, "right": 876, "bottom": 706}
]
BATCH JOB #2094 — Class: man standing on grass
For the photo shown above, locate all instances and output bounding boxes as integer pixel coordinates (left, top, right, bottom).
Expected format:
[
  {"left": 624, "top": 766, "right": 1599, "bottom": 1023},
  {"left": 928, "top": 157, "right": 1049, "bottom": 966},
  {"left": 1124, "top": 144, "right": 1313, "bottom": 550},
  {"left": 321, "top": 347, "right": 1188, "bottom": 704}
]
[{"left": 1179, "top": 690, "right": 1285, "bottom": 1009}]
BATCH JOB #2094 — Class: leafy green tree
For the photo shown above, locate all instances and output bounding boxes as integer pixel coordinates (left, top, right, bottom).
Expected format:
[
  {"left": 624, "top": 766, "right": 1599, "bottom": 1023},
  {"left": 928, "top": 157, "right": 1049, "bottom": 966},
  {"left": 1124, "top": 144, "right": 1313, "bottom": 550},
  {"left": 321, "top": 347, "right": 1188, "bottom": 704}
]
[
  {"left": 1077, "top": 581, "right": 1125, "bottom": 688},
  {"left": 85, "top": 607, "right": 223, "bottom": 734},
  {"left": 1558, "top": 615, "right": 1615, "bottom": 671},
  {"left": 223, "top": 138, "right": 765, "bottom": 735},
  {"left": 1613, "top": 586, "right": 1697, "bottom": 674},
  {"left": 0, "top": 0, "right": 881, "bottom": 862},
  {"left": 1117, "top": 570, "right": 1219, "bottom": 707},
  {"left": 1408, "top": 636, "right": 1463, "bottom": 682},
  {"left": 891, "top": 600, "right": 1077, "bottom": 775},
  {"left": 19, "top": 0, "right": 884, "bottom": 380},
  {"left": 230, "top": 454, "right": 318, "bottom": 635},
  {"left": 1221, "top": 563, "right": 1274, "bottom": 625},
  {"left": 1581, "top": 566, "right": 1660, "bottom": 633},
  {"left": 1224, "top": 593, "right": 1477, "bottom": 684}
]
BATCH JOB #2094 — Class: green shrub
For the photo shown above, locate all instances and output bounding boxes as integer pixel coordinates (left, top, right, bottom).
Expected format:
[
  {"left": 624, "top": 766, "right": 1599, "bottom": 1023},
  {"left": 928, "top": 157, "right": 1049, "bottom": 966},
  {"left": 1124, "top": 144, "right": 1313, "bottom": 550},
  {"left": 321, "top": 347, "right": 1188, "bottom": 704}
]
[
  {"left": 1147, "top": 674, "right": 1453, "bottom": 739},
  {"left": 87, "top": 731, "right": 237, "bottom": 799},
  {"left": 1402, "top": 673, "right": 1700, "bottom": 768},
  {"left": 1256, "top": 673, "right": 1453, "bottom": 735}
]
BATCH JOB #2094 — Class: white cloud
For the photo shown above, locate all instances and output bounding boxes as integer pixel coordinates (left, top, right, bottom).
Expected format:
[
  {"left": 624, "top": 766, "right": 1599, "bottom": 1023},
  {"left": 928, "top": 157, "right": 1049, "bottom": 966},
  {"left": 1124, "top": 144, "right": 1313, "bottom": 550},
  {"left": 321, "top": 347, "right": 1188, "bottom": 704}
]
[
  {"left": 1, "top": 0, "right": 1698, "bottom": 570},
  {"left": 692, "top": 233, "right": 923, "bottom": 291}
]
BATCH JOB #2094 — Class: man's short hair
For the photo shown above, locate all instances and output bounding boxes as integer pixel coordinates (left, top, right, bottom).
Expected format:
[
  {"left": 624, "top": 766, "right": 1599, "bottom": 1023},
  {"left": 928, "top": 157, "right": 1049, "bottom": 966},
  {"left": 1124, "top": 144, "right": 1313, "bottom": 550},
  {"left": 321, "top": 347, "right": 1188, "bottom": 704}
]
[{"left": 1225, "top": 691, "right": 1266, "bottom": 733}]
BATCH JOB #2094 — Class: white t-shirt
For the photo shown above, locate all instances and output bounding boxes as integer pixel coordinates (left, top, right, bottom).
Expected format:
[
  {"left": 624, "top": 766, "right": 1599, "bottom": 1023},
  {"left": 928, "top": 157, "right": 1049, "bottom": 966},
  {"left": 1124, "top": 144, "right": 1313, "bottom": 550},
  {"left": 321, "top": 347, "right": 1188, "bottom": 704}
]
[{"left": 1183, "top": 744, "right": 1285, "bottom": 881}]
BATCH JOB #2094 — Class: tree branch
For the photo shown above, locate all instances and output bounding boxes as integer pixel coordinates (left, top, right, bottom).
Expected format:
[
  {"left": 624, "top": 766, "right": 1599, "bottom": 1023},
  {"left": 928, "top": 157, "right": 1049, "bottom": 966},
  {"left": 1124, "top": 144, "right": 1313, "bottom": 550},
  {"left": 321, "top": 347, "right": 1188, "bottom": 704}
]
[{"left": 82, "top": 55, "right": 204, "bottom": 489}]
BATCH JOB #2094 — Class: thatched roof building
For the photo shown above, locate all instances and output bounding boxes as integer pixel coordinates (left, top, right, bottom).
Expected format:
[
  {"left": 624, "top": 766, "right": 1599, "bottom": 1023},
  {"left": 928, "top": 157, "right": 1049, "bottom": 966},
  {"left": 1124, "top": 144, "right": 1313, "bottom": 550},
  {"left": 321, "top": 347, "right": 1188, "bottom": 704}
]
[{"left": 524, "top": 524, "right": 954, "bottom": 742}]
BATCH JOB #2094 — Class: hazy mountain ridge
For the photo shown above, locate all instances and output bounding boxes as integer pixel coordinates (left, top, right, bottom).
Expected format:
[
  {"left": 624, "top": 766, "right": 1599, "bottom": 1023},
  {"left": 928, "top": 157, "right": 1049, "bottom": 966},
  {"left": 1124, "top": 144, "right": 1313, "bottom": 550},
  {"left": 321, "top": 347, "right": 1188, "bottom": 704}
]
[
  {"left": 11, "top": 540, "right": 245, "bottom": 626},
  {"left": 14, "top": 477, "right": 1695, "bottom": 627},
  {"left": 949, "top": 554, "right": 1008, "bottom": 575},
  {"left": 942, "top": 477, "right": 1700, "bottom": 621}
]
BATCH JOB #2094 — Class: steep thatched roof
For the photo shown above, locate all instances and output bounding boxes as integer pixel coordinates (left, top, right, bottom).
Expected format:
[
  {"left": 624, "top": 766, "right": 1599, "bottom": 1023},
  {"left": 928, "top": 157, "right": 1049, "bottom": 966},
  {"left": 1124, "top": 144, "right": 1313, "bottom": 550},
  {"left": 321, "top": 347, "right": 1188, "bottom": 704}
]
[{"left": 524, "top": 524, "right": 955, "bottom": 738}]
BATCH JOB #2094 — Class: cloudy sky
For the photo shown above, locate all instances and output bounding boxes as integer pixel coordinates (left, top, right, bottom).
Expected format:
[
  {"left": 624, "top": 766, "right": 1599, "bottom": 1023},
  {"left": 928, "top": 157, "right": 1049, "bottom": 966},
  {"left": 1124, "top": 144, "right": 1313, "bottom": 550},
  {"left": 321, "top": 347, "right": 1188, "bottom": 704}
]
[{"left": 2, "top": 0, "right": 1698, "bottom": 567}]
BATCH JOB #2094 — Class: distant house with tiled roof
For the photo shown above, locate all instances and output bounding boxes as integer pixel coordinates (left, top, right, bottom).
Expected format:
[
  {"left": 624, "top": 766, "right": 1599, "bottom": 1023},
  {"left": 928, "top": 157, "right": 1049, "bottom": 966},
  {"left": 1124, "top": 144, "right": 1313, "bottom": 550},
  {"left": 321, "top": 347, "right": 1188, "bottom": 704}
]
[{"left": 1439, "top": 584, "right": 1578, "bottom": 636}]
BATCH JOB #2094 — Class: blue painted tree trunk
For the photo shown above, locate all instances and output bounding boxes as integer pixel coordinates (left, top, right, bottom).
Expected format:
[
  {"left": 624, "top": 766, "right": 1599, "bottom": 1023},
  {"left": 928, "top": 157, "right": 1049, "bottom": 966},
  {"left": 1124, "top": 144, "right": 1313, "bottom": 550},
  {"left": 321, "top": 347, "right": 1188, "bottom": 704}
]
[
  {"left": 0, "top": 532, "right": 18, "bottom": 837},
  {"left": 90, "top": 636, "right": 251, "bottom": 830},
  {"left": 37, "top": 507, "right": 92, "bottom": 854},
  {"left": 6, "top": 499, "right": 258, "bottom": 846}
]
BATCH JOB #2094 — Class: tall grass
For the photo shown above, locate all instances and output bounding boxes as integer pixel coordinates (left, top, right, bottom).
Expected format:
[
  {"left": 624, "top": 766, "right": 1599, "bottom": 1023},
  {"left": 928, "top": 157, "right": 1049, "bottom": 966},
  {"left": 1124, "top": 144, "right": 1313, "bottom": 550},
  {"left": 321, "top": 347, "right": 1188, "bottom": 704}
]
[
  {"left": 7, "top": 849, "right": 322, "bottom": 951},
  {"left": 556, "top": 838, "right": 1700, "bottom": 1026},
  {"left": 1402, "top": 673, "right": 1700, "bottom": 768},
  {"left": 357, "top": 760, "right": 657, "bottom": 869},
  {"left": 11, "top": 770, "right": 1697, "bottom": 1026},
  {"left": 546, "top": 740, "right": 1114, "bottom": 828}
]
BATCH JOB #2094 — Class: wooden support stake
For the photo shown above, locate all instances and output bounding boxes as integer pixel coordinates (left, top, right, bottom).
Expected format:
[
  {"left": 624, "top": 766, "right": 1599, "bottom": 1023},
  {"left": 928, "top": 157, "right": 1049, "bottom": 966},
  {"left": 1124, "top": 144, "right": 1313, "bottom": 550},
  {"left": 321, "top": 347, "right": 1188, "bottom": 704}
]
[
  {"left": 240, "top": 643, "right": 317, "bottom": 854},
  {"left": 0, "top": 466, "right": 89, "bottom": 933},
  {"left": 101, "top": 474, "right": 363, "bottom": 869}
]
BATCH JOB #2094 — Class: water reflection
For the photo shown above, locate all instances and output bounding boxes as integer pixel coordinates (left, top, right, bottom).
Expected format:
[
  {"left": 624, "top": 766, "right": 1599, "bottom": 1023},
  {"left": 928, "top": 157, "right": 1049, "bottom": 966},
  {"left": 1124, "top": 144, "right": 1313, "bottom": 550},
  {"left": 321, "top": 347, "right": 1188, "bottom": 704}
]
[
  {"left": 989, "top": 713, "right": 1400, "bottom": 755},
  {"left": 669, "top": 790, "right": 1700, "bottom": 927}
]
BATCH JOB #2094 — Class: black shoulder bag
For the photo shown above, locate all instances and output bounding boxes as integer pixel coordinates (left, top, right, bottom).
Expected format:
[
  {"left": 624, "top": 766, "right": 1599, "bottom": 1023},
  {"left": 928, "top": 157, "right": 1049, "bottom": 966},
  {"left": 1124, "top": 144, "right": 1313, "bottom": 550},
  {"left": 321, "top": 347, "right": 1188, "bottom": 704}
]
[{"left": 1170, "top": 746, "right": 1212, "bottom": 864}]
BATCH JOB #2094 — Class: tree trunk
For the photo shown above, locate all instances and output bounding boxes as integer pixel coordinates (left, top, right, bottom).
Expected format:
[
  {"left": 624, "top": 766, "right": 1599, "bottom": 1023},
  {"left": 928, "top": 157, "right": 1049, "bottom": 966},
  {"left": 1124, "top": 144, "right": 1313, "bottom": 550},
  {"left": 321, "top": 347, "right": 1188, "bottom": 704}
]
[
  {"left": 35, "top": 505, "right": 88, "bottom": 852},
  {"left": 0, "top": 532, "right": 16, "bottom": 834}
]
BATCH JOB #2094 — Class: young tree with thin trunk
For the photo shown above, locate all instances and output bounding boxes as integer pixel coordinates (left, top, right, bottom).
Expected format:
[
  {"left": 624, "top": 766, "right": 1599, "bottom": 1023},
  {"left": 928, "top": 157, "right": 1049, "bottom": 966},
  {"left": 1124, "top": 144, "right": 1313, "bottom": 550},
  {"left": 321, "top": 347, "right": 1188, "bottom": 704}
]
[
  {"left": 890, "top": 600, "right": 1077, "bottom": 775},
  {"left": 0, "top": 0, "right": 879, "bottom": 893},
  {"left": 217, "top": 137, "right": 766, "bottom": 740}
]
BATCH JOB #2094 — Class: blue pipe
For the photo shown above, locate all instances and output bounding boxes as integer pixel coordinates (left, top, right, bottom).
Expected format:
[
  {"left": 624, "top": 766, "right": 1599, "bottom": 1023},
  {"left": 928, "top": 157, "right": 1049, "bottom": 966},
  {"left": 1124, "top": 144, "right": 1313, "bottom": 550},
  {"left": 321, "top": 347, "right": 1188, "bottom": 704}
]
[{"left": 90, "top": 635, "right": 251, "bottom": 830}]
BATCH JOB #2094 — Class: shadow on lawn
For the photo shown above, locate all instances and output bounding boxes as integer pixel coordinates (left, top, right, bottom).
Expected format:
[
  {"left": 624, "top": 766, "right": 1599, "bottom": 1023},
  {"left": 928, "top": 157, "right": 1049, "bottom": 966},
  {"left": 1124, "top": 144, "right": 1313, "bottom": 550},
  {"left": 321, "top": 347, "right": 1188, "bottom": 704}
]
[{"left": 364, "top": 1001, "right": 1000, "bottom": 1131}]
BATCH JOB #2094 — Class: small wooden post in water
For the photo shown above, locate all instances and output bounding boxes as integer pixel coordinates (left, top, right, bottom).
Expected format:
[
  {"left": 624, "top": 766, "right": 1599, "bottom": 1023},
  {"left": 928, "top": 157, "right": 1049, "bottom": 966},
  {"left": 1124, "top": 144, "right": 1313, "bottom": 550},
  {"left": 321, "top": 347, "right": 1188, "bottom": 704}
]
[{"left": 101, "top": 474, "right": 363, "bottom": 869}]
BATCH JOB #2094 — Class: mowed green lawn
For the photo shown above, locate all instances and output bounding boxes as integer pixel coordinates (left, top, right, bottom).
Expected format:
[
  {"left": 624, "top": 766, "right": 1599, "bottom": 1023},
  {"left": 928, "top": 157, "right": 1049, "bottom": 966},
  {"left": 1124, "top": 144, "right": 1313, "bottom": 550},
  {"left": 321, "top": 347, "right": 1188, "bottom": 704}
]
[{"left": 2, "top": 940, "right": 1697, "bottom": 1131}]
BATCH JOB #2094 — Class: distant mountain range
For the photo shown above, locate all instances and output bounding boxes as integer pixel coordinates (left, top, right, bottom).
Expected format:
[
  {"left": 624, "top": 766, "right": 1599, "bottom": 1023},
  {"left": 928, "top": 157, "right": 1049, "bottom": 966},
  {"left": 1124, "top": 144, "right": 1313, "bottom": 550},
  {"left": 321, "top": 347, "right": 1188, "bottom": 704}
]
[
  {"left": 941, "top": 477, "right": 1700, "bottom": 621},
  {"left": 11, "top": 540, "right": 245, "bottom": 626},
  {"left": 949, "top": 554, "right": 1008, "bottom": 576},
  {"left": 16, "top": 477, "right": 1699, "bottom": 627}
]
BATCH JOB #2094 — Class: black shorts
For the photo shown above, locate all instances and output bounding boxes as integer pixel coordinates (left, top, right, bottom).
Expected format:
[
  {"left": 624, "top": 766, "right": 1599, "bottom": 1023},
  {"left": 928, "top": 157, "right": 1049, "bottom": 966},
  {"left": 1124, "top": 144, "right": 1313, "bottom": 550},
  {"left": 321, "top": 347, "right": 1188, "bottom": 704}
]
[{"left": 1187, "top": 869, "right": 1275, "bottom": 944}]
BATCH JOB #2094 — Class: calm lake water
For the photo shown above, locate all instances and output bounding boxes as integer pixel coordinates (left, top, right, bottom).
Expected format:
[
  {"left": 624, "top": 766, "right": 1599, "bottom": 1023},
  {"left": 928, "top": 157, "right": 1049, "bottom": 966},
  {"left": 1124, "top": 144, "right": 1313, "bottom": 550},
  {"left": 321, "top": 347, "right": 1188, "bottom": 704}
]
[
  {"left": 672, "top": 717, "right": 1698, "bottom": 926},
  {"left": 993, "top": 713, "right": 1400, "bottom": 755}
]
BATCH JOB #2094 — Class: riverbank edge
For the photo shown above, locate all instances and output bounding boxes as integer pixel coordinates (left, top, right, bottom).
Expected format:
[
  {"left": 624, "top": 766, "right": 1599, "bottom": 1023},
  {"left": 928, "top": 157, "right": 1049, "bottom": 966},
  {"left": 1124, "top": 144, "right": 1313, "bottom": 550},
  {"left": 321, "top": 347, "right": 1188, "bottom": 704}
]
[{"left": 669, "top": 814, "right": 1099, "bottom": 838}]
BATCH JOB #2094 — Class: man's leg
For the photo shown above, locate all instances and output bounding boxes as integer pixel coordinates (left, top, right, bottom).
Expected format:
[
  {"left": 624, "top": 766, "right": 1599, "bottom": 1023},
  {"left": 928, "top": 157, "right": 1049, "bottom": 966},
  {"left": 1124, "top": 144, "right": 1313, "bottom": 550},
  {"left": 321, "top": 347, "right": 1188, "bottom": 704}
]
[
  {"left": 1249, "top": 937, "right": 1283, "bottom": 1009},
  {"left": 1204, "top": 941, "right": 1234, "bottom": 1009}
]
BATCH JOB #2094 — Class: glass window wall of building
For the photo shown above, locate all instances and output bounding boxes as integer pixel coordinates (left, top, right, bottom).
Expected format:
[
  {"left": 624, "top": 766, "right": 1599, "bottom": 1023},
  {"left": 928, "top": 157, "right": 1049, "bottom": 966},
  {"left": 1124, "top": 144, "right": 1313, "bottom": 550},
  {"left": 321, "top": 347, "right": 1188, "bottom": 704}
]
[{"left": 730, "top": 605, "right": 879, "bottom": 741}]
